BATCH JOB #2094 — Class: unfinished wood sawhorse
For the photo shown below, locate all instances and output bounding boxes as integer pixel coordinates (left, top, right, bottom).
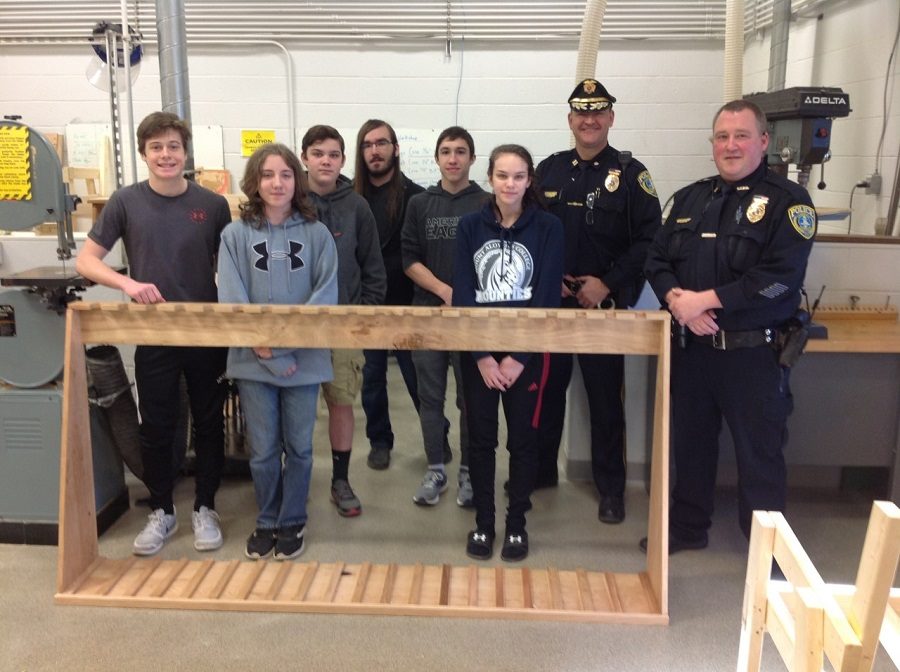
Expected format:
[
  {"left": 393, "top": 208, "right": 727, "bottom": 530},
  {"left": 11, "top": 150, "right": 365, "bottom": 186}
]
[
  {"left": 737, "top": 501, "right": 900, "bottom": 671},
  {"left": 55, "top": 302, "right": 671, "bottom": 624}
]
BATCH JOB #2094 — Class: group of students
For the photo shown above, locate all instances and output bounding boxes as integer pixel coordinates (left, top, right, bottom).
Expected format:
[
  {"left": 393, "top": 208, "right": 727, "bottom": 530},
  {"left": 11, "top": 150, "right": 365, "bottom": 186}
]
[
  {"left": 77, "top": 110, "right": 567, "bottom": 564},
  {"left": 76, "top": 77, "right": 815, "bottom": 565}
]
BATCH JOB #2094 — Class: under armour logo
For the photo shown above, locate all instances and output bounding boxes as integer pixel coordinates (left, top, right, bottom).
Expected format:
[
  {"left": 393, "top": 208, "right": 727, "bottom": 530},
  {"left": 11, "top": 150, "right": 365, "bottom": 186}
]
[
  {"left": 473, "top": 532, "right": 488, "bottom": 542},
  {"left": 507, "top": 535, "right": 523, "bottom": 544},
  {"left": 252, "top": 240, "right": 305, "bottom": 271}
]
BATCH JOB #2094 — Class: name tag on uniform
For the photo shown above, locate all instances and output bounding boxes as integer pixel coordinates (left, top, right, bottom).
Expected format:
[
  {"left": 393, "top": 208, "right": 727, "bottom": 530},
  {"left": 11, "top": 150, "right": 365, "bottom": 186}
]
[{"left": 701, "top": 232, "right": 717, "bottom": 238}]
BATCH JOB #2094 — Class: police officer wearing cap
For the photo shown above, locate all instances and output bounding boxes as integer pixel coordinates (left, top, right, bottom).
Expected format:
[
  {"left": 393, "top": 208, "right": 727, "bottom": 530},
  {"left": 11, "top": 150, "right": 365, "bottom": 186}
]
[
  {"left": 535, "top": 79, "right": 662, "bottom": 525},
  {"left": 642, "top": 99, "right": 815, "bottom": 553}
]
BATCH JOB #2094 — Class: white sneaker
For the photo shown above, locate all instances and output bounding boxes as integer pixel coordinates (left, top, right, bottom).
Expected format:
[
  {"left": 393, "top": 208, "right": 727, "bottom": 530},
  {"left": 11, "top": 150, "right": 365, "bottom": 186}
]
[
  {"left": 133, "top": 508, "right": 178, "bottom": 556},
  {"left": 192, "top": 506, "right": 223, "bottom": 551}
]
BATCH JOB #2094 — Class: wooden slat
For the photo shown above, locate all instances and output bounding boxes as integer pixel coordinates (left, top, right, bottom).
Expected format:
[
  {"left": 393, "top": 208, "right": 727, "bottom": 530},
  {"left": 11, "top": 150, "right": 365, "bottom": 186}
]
[
  {"left": 467, "top": 566, "right": 479, "bottom": 607},
  {"left": 737, "top": 511, "right": 777, "bottom": 672},
  {"left": 236, "top": 561, "right": 267, "bottom": 601},
  {"left": 264, "top": 562, "right": 294, "bottom": 602},
  {"left": 324, "top": 563, "right": 345, "bottom": 604},
  {"left": 576, "top": 569, "right": 594, "bottom": 611},
  {"left": 380, "top": 564, "right": 397, "bottom": 604},
  {"left": 129, "top": 558, "right": 162, "bottom": 597},
  {"left": 97, "top": 557, "right": 137, "bottom": 596},
  {"left": 522, "top": 568, "right": 533, "bottom": 609},
  {"left": 210, "top": 560, "right": 240, "bottom": 599},
  {"left": 408, "top": 563, "right": 424, "bottom": 605},
  {"left": 495, "top": 568, "right": 505, "bottom": 608},
  {"left": 439, "top": 564, "right": 451, "bottom": 606},
  {"left": 605, "top": 573, "right": 623, "bottom": 614},
  {"left": 150, "top": 558, "right": 189, "bottom": 598},
  {"left": 180, "top": 560, "right": 214, "bottom": 599},
  {"left": 351, "top": 562, "right": 371, "bottom": 604},
  {"left": 548, "top": 568, "right": 563, "bottom": 610},
  {"left": 294, "top": 562, "right": 319, "bottom": 601}
]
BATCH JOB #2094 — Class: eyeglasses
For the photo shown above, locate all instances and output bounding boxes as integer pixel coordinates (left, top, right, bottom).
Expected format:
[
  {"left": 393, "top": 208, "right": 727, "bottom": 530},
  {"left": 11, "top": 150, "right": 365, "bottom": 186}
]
[{"left": 361, "top": 139, "right": 393, "bottom": 151}]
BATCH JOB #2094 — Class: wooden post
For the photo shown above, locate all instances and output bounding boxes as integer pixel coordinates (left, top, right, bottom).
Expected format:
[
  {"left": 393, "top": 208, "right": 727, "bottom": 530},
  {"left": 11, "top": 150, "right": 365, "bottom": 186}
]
[{"left": 56, "top": 308, "right": 99, "bottom": 592}]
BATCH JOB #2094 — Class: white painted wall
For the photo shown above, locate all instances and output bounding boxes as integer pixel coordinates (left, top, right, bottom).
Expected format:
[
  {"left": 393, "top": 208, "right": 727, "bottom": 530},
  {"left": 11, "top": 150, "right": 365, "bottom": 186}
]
[{"left": 2, "top": 39, "right": 720, "bottom": 210}]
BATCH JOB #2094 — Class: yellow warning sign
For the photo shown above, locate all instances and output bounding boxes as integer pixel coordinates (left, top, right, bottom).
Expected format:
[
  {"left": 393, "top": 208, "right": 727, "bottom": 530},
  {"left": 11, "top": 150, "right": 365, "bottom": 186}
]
[
  {"left": 241, "top": 130, "right": 276, "bottom": 157},
  {"left": 0, "top": 125, "right": 32, "bottom": 201}
]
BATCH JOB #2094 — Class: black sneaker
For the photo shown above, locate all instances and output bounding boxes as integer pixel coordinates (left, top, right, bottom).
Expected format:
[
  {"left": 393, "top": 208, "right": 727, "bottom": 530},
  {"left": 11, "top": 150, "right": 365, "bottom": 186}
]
[
  {"left": 245, "top": 528, "right": 276, "bottom": 560},
  {"left": 274, "top": 524, "right": 306, "bottom": 561},
  {"left": 465, "top": 529, "right": 495, "bottom": 560},
  {"left": 367, "top": 446, "right": 391, "bottom": 470},
  {"left": 500, "top": 531, "right": 529, "bottom": 562}
]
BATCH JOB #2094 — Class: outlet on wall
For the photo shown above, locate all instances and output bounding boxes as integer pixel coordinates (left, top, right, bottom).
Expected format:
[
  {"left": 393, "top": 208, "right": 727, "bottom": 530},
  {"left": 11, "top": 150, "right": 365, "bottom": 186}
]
[{"left": 865, "top": 173, "right": 882, "bottom": 195}]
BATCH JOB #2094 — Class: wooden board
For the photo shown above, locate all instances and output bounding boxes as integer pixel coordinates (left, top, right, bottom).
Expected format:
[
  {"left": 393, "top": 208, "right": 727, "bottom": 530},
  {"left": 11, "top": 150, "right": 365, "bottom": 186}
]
[
  {"left": 55, "top": 558, "right": 667, "bottom": 624},
  {"left": 56, "top": 302, "right": 671, "bottom": 624}
]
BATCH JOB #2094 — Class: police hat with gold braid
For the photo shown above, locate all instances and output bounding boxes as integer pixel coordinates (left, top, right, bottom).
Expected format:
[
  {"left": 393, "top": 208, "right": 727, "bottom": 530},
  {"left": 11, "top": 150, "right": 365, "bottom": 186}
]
[{"left": 568, "top": 79, "right": 616, "bottom": 112}]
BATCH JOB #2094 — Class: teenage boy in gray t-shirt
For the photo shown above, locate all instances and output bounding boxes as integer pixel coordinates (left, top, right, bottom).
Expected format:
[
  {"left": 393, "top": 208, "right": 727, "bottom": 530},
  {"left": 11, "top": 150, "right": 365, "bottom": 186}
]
[{"left": 76, "top": 111, "right": 231, "bottom": 556}]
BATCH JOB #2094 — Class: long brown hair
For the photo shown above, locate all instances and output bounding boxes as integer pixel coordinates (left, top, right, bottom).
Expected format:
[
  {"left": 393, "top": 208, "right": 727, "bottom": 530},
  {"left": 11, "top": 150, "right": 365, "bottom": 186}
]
[
  {"left": 353, "top": 119, "right": 405, "bottom": 223},
  {"left": 239, "top": 143, "right": 317, "bottom": 227},
  {"left": 487, "top": 144, "right": 544, "bottom": 211}
]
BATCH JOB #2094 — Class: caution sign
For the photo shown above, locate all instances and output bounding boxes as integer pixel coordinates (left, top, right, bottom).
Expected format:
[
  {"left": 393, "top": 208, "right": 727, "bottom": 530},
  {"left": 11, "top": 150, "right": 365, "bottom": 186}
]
[
  {"left": 0, "top": 125, "right": 32, "bottom": 201},
  {"left": 241, "top": 130, "right": 276, "bottom": 157}
]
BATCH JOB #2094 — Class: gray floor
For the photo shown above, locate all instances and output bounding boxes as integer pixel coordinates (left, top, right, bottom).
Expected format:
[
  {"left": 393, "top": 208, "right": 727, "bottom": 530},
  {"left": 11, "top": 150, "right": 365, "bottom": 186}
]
[{"left": 1, "top": 366, "right": 897, "bottom": 671}]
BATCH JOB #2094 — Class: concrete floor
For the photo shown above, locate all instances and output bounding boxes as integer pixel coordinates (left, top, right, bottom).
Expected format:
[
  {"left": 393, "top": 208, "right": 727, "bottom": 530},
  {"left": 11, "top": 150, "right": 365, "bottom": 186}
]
[{"left": 1, "top": 363, "right": 896, "bottom": 671}]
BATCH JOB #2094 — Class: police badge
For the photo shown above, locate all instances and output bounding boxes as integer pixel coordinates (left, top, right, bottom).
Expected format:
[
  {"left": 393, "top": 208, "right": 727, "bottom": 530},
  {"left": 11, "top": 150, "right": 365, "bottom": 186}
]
[
  {"left": 605, "top": 169, "right": 620, "bottom": 192},
  {"left": 788, "top": 204, "right": 817, "bottom": 239},
  {"left": 746, "top": 195, "right": 769, "bottom": 223}
]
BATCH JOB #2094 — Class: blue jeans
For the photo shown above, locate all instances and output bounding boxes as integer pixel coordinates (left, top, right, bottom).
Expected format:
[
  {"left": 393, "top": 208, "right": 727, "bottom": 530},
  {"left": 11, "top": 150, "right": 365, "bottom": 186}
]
[
  {"left": 361, "top": 349, "right": 419, "bottom": 450},
  {"left": 237, "top": 380, "right": 318, "bottom": 530}
]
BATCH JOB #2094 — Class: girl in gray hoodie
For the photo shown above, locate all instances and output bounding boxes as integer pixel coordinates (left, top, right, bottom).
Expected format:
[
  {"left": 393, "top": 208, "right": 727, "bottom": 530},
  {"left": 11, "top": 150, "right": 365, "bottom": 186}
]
[{"left": 217, "top": 143, "right": 338, "bottom": 561}]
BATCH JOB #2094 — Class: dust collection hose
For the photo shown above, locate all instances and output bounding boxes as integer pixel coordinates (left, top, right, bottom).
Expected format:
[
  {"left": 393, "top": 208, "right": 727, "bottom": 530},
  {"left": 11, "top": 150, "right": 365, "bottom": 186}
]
[{"left": 86, "top": 345, "right": 143, "bottom": 480}]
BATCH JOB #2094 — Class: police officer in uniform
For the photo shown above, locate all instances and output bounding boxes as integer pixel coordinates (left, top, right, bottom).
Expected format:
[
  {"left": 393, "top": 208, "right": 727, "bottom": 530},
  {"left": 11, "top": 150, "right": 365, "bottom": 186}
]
[
  {"left": 642, "top": 99, "right": 816, "bottom": 552},
  {"left": 535, "top": 79, "right": 661, "bottom": 524}
]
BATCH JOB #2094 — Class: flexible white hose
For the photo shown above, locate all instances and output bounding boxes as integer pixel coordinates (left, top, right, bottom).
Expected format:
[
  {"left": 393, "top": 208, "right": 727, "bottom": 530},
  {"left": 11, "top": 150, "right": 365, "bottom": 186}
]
[
  {"left": 572, "top": 0, "right": 608, "bottom": 147},
  {"left": 723, "top": 0, "right": 744, "bottom": 102}
]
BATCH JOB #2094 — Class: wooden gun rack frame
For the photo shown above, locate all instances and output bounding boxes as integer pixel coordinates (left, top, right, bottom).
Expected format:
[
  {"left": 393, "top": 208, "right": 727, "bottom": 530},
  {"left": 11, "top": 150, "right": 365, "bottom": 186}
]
[{"left": 56, "top": 302, "right": 671, "bottom": 625}]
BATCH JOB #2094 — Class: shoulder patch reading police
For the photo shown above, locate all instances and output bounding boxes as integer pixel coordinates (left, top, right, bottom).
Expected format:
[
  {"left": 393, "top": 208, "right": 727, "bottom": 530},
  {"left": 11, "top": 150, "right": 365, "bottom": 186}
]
[
  {"left": 638, "top": 170, "right": 657, "bottom": 197},
  {"left": 787, "top": 204, "right": 816, "bottom": 239}
]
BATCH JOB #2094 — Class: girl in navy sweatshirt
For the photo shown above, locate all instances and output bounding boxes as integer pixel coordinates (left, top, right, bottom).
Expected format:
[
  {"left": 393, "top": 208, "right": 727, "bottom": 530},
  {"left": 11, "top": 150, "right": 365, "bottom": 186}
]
[{"left": 452, "top": 144, "right": 563, "bottom": 562}]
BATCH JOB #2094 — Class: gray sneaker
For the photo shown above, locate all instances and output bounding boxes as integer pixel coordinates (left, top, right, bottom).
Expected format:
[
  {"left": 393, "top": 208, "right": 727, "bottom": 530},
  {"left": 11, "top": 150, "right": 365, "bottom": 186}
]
[
  {"left": 456, "top": 470, "right": 474, "bottom": 508},
  {"left": 413, "top": 469, "right": 448, "bottom": 506},
  {"left": 133, "top": 508, "right": 178, "bottom": 556},
  {"left": 330, "top": 479, "right": 362, "bottom": 517},
  {"left": 191, "top": 506, "right": 223, "bottom": 551}
]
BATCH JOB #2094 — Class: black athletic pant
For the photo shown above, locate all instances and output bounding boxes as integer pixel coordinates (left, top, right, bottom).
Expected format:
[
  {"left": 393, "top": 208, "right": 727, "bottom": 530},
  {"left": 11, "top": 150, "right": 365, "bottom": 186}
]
[
  {"left": 134, "top": 345, "right": 227, "bottom": 514},
  {"left": 461, "top": 352, "right": 547, "bottom": 536}
]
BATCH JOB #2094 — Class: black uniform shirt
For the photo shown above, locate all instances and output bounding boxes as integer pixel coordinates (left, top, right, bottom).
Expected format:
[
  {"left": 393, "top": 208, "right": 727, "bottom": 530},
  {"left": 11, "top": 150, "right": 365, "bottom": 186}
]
[
  {"left": 644, "top": 160, "right": 816, "bottom": 331},
  {"left": 535, "top": 145, "right": 661, "bottom": 306}
]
